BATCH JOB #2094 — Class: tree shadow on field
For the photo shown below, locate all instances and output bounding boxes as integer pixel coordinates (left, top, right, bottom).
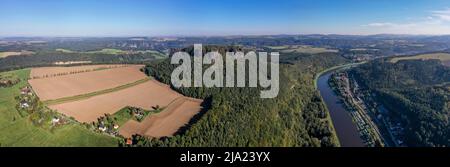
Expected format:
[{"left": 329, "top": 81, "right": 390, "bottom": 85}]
[{"left": 173, "top": 96, "right": 212, "bottom": 136}]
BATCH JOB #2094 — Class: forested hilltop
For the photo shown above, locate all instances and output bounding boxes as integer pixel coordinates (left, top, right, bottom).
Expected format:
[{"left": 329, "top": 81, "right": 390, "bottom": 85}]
[
  {"left": 131, "top": 45, "right": 349, "bottom": 147},
  {"left": 0, "top": 51, "right": 163, "bottom": 72},
  {"left": 350, "top": 59, "right": 450, "bottom": 146}
]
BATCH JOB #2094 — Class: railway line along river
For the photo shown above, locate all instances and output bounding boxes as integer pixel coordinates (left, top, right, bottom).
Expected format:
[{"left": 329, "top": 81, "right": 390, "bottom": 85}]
[{"left": 316, "top": 64, "right": 365, "bottom": 147}]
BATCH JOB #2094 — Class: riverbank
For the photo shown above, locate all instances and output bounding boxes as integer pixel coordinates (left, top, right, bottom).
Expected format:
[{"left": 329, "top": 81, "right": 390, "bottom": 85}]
[
  {"left": 328, "top": 71, "right": 385, "bottom": 146},
  {"left": 314, "top": 62, "right": 367, "bottom": 147},
  {"left": 314, "top": 62, "right": 366, "bottom": 89}
]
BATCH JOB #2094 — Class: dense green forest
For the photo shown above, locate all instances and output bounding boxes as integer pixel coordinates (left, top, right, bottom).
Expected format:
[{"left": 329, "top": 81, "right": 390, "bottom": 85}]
[
  {"left": 0, "top": 51, "right": 161, "bottom": 72},
  {"left": 350, "top": 59, "right": 450, "bottom": 146},
  {"left": 127, "top": 45, "right": 349, "bottom": 147}
]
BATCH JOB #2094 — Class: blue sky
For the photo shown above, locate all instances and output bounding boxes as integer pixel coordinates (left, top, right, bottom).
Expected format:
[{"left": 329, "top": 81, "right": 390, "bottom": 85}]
[{"left": 2, "top": 0, "right": 450, "bottom": 36}]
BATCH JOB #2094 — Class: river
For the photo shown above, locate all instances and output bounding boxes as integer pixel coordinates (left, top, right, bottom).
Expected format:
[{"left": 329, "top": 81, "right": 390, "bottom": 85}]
[{"left": 317, "top": 67, "right": 365, "bottom": 147}]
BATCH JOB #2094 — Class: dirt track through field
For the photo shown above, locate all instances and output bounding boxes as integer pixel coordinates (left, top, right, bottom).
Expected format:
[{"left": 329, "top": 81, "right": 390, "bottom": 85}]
[
  {"left": 119, "top": 97, "right": 203, "bottom": 138},
  {"left": 48, "top": 79, "right": 184, "bottom": 123},
  {"left": 29, "top": 65, "right": 146, "bottom": 100}
]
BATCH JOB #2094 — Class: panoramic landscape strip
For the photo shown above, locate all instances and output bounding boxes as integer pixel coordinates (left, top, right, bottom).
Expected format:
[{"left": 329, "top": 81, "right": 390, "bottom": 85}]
[{"left": 0, "top": 0, "right": 449, "bottom": 152}]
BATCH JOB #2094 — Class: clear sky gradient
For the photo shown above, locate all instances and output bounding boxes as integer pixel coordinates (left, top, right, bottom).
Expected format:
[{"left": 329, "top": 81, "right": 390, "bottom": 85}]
[{"left": 2, "top": 0, "right": 450, "bottom": 36}]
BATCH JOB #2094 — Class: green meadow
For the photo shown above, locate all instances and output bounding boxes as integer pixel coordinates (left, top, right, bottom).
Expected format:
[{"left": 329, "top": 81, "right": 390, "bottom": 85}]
[
  {"left": 0, "top": 69, "right": 117, "bottom": 146},
  {"left": 390, "top": 53, "right": 450, "bottom": 63}
]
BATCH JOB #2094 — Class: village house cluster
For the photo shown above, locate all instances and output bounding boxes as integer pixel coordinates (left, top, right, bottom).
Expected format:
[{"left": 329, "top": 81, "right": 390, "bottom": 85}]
[
  {"left": 18, "top": 86, "right": 35, "bottom": 110},
  {"left": 94, "top": 114, "right": 120, "bottom": 136},
  {"left": 330, "top": 71, "right": 406, "bottom": 147}
]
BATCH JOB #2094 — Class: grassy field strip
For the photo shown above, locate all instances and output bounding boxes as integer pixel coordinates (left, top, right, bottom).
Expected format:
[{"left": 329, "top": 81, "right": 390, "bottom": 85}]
[
  {"left": 30, "top": 64, "right": 132, "bottom": 80},
  {"left": 390, "top": 53, "right": 450, "bottom": 63},
  {"left": 267, "top": 45, "right": 338, "bottom": 54},
  {"left": 0, "top": 51, "right": 34, "bottom": 58},
  {"left": 43, "top": 78, "right": 150, "bottom": 106}
]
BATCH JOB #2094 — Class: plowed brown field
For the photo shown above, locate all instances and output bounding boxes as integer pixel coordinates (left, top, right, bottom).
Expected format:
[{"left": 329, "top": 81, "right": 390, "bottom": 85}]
[
  {"left": 29, "top": 65, "right": 146, "bottom": 101},
  {"left": 29, "top": 64, "right": 203, "bottom": 138},
  {"left": 47, "top": 79, "right": 184, "bottom": 123},
  {"left": 30, "top": 64, "right": 132, "bottom": 78},
  {"left": 119, "top": 97, "right": 203, "bottom": 138}
]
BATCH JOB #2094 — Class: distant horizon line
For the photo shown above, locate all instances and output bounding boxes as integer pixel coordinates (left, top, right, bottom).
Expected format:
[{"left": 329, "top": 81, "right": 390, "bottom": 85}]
[{"left": 1, "top": 33, "right": 450, "bottom": 38}]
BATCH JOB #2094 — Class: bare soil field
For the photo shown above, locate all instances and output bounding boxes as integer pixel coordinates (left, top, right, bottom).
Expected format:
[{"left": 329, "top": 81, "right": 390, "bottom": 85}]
[
  {"left": 48, "top": 79, "right": 185, "bottom": 123},
  {"left": 119, "top": 97, "right": 203, "bottom": 138},
  {"left": 29, "top": 65, "right": 146, "bottom": 100},
  {"left": 30, "top": 64, "right": 132, "bottom": 79},
  {"left": 29, "top": 64, "right": 202, "bottom": 138}
]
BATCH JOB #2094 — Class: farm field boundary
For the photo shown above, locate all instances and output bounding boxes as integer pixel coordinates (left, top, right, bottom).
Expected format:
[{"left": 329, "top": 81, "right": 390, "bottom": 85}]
[{"left": 43, "top": 78, "right": 150, "bottom": 105}]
